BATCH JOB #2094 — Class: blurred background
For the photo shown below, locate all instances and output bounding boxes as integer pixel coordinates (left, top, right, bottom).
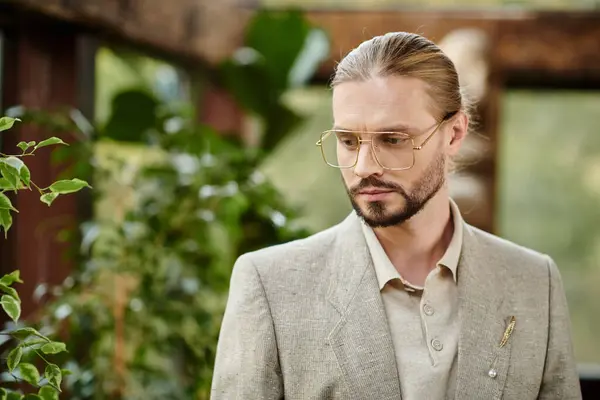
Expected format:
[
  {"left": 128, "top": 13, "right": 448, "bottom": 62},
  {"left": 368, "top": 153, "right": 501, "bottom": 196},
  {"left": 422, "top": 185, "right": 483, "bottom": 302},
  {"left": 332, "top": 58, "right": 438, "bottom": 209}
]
[{"left": 0, "top": 0, "right": 599, "bottom": 398}]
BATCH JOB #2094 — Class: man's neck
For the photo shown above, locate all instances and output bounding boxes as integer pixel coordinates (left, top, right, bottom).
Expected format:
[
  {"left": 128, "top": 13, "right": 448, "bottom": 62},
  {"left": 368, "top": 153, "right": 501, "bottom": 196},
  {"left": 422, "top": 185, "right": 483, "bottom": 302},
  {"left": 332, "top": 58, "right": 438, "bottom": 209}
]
[{"left": 372, "top": 189, "right": 454, "bottom": 286}]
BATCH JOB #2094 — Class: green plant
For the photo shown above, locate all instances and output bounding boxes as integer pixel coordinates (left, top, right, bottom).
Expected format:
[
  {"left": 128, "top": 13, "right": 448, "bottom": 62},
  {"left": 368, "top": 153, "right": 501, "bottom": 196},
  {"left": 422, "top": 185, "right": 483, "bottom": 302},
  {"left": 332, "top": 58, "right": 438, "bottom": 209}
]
[
  {"left": 0, "top": 117, "right": 91, "bottom": 399},
  {"left": 6, "top": 9, "right": 327, "bottom": 399},
  {"left": 36, "top": 95, "right": 313, "bottom": 399},
  {"left": 218, "top": 9, "right": 329, "bottom": 153}
]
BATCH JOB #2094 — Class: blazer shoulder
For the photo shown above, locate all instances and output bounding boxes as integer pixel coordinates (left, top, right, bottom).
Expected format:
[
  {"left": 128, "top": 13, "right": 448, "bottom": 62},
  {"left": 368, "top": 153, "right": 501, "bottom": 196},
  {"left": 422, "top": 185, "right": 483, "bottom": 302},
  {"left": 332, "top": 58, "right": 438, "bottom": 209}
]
[
  {"left": 467, "top": 224, "right": 552, "bottom": 276},
  {"left": 237, "top": 221, "right": 342, "bottom": 276}
]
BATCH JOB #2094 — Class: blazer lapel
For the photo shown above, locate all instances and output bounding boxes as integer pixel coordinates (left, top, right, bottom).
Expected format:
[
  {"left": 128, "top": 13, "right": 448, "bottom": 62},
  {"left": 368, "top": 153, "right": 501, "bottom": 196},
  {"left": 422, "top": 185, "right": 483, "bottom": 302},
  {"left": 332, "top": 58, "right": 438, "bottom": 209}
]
[
  {"left": 455, "top": 224, "right": 514, "bottom": 400},
  {"left": 326, "top": 213, "right": 402, "bottom": 400}
]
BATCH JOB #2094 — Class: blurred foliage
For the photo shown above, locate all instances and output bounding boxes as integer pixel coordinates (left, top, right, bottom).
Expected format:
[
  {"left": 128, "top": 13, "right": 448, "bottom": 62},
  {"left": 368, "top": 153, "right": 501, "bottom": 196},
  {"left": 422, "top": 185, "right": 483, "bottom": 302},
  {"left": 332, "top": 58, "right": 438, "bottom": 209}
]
[
  {"left": 41, "top": 109, "right": 310, "bottom": 399},
  {"left": 2, "top": 8, "right": 328, "bottom": 400},
  {"left": 260, "top": 87, "right": 351, "bottom": 232},
  {"left": 498, "top": 90, "right": 600, "bottom": 364},
  {"left": 96, "top": 9, "right": 329, "bottom": 156},
  {"left": 94, "top": 48, "right": 187, "bottom": 126},
  {"left": 218, "top": 9, "right": 329, "bottom": 152}
]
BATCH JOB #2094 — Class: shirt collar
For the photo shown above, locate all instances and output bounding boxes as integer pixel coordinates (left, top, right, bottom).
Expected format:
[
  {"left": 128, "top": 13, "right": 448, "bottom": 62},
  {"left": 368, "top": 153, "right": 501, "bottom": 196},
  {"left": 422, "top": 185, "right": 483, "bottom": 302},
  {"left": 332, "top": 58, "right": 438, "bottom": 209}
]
[
  {"left": 438, "top": 198, "right": 463, "bottom": 282},
  {"left": 361, "top": 198, "right": 464, "bottom": 290}
]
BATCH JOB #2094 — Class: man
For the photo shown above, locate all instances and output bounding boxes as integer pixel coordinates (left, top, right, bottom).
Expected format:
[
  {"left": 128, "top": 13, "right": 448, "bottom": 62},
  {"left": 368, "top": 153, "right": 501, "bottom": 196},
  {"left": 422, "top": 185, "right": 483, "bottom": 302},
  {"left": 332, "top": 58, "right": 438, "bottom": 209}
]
[{"left": 211, "top": 32, "right": 581, "bottom": 400}]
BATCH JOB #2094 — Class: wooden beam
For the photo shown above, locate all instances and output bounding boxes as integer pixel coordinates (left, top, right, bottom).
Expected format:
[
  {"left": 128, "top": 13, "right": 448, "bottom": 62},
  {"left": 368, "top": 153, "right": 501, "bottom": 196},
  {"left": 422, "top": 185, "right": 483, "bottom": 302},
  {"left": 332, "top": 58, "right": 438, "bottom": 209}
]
[
  {"left": 497, "top": 13, "right": 600, "bottom": 76},
  {"left": 5, "top": 3, "right": 598, "bottom": 77},
  {"left": 305, "top": 10, "right": 501, "bottom": 80},
  {"left": 3, "top": 0, "right": 257, "bottom": 64},
  {"left": 304, "top": 10, "right": 600, "bottom": 82}
]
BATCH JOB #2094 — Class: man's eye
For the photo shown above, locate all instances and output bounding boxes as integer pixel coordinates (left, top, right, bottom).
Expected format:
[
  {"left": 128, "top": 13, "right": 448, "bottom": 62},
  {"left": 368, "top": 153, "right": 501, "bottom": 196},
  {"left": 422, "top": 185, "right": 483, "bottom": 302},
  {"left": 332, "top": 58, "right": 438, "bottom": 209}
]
[
  {"left": 337, "top": 135, "right": 358, "bottom": 147},
  {"left": 381, "top": 135, "right": 409, "bottom": 145}
]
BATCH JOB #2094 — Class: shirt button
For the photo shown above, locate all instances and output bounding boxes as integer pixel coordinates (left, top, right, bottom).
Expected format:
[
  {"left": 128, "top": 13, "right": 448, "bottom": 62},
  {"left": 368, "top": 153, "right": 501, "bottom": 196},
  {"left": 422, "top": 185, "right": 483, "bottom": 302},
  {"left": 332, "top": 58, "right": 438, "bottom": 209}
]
[
  {"left": 423, "top": 303, "right": 434, "bottom": 316},
  {"left": 431, "top": 338, "right": 443, "bottom": 351}
]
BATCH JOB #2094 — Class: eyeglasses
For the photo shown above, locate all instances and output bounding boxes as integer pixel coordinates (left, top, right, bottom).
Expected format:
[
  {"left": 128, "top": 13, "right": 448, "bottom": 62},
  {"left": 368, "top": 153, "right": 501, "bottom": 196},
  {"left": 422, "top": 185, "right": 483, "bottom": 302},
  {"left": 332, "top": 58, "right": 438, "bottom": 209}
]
[{"left": 316, "top": 112, "right": 457, "bottom": 171}]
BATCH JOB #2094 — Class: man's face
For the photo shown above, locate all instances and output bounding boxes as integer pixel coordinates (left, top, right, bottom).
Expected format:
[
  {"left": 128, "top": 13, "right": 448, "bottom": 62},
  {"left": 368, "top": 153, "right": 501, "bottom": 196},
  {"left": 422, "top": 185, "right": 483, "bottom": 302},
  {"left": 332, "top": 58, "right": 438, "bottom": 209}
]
[{"left": 332, "top": 75, "right": 462, "bottom": 228}]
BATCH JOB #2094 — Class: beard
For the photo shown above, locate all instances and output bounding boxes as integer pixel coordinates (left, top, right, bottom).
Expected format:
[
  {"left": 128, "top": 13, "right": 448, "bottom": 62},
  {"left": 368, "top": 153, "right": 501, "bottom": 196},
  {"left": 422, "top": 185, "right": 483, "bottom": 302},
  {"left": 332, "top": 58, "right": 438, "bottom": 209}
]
[{"left": 346, "top": 152, "right": 446, "bottom": 228}]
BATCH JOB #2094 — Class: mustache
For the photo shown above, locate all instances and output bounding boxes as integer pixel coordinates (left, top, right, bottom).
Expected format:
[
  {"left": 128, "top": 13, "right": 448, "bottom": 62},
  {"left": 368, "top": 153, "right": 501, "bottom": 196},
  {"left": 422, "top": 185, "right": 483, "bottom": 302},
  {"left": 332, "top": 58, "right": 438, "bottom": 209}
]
[{"left": 349, "top": 176, "right": 403, "bottom": 196}]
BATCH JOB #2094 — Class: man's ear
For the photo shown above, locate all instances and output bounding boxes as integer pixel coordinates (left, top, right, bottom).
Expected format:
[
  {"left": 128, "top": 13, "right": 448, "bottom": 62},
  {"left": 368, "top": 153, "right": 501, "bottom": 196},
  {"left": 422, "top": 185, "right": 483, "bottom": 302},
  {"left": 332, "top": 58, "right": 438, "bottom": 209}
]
[{"left": 447, "top": 112, "right": 469, "bottom": 155}]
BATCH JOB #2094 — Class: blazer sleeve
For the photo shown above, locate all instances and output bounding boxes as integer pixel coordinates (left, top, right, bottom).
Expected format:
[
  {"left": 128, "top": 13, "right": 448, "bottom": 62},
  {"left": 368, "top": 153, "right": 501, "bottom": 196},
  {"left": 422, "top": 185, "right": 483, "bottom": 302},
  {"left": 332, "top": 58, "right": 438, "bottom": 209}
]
[
  {"left": 538, "top": 256, "right": 582, "bottom": 399},
  {"left": 211, "top": 254, "right": 283, "bottom": 400}
]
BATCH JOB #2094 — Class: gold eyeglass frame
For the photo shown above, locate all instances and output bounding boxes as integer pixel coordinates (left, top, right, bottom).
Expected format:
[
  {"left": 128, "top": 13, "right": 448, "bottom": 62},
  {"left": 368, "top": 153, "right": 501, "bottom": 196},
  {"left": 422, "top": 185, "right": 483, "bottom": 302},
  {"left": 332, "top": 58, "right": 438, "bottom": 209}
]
[{"left": 316, "top": 111, "right": 457, "bottom": 171}]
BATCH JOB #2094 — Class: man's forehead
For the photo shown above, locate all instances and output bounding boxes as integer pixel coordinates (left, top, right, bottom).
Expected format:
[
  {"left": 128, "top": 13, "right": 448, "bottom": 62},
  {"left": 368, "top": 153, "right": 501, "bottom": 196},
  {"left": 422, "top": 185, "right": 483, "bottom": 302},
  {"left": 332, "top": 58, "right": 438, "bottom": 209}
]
[
  {"left": 332, "top": 75, "right": 428, "bottom": 102},
  {"left": 331, "top": 76, "right": 435, "bottom": 130}
]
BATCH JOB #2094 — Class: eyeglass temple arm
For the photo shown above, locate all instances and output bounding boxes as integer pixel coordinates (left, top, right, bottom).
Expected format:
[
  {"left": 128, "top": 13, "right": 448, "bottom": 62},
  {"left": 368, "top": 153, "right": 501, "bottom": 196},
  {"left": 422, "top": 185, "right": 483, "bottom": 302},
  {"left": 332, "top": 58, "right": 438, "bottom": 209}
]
[{"left": 413, "top": 111, "right": 458, "bottom": 150}]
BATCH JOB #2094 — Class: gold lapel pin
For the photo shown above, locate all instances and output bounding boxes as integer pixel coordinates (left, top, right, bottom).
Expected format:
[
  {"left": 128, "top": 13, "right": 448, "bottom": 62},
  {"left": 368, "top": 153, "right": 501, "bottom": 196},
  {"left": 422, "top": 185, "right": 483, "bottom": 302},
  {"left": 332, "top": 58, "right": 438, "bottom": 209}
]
[
  {"left": 488, "top": 316, "right": 516, "bottom": 379},
  {"left": 499, "top": 316, "right": 516, "bottom": 348}
]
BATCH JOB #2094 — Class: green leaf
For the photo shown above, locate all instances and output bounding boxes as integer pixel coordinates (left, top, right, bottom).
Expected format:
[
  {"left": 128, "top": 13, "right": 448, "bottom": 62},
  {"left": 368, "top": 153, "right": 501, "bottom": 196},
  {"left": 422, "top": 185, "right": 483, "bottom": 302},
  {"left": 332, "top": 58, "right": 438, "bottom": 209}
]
[
  {"left": 0, "top": 283, "right": 20, "bottom": 300},
  {"left": 103, "top": 89, "right": 159, "bottom": 143},
  {"left": 10, "top": 327, "right": 49, "bottom": 341},
  {"left": 23, "top": 395, "right": 43, "bottom": 400},
  {"left": 3, "top": 156, "right": 25, "bottom": 173},
  {"left": 40, "top": 193, "right": 59, "bottom": 207},
  {"left": 0, "top": 162, "right": 19, "bottom": 188},
  {"left": 19, "top": 339, "right": 49, "bottom": 349},
  {"left": 7, "top": 346, "right": 22, "bottom": 371},
  {"left": 6, "top": 393, "right": 23, "bottom": 400},
  {"left": 0, "top": 388, "right": 6, "bottom": 400},
  {"left": 261, "top": 102, "right": 302, "bottom": 152},
  {"left": 0, "top": 270, "right": 23, "bottom": 285},
  {"left": 40, "top": 341, "right": 67, "bottom": 355},
  {"left": 44, "top": 364, "right": 62, "bottom": 389},
  {"left": 0, "top": 209, "right": 13, "bottom": 237},
  {"left": 288, "top": 28, "right": 330, "bottom": 88},
  {"left": 48, "top": 178, "right": 91, "bottom": 194},
  {"left": 18, "top": 363, "right": 40, "bottom": 386},
  {"left": 0, "top": 193, "right": 17, "bottom": 211},
  {"left": 38, "top": 386, "right": 58, "bottom": 400},
  {"left": 1, "top": 294, "right": 21, "bottom": 322},
  {"left": 246, "top": 10, "right": 311, "bottom": 91},
  {"left": 219, "top": 60, "right": 271, "bottom": 117},
  {"left": 0, "top": 117, "right": 20, "bottom": 132},
  {"left": 0, "top": 178, "right": 14, "bottom": 189},
  {"left": 33, "top": 137, "right": 68, "bottom": 151},
  {"left": 19, "top": 164, "right": 31, "bottom": 187},
  {"left": 17, "top": 141, "right": 34, "bottom": 152}
]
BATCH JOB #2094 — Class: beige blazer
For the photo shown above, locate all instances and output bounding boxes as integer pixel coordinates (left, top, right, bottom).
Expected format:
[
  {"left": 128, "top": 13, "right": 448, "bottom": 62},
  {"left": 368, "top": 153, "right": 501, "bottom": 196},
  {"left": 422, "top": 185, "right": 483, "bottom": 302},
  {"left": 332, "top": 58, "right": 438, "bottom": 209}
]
[{"left": 211, "top": 213, "right": 581, "bottom": 400}]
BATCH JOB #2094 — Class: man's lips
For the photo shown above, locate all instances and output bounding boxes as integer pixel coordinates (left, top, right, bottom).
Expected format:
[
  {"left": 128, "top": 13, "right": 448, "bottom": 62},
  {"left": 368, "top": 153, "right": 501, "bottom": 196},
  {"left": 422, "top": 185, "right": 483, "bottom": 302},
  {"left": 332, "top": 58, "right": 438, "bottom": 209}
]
[
  {"left": 355, "top": 188, "right": 395, "bottom": 201},
  {"left": 357, "top": 188, "right": 394, "bottom": 195},
  {"left": 358, "top": 188, "right": 393, "bottom": 195}
]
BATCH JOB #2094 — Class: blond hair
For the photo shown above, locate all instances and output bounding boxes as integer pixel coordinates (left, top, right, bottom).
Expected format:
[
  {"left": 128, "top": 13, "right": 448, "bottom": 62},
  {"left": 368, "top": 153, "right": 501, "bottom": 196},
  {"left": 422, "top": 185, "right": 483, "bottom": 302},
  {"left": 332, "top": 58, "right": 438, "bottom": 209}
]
[{"left": 331, "top": 32, "right": 470, "bottom": 122}]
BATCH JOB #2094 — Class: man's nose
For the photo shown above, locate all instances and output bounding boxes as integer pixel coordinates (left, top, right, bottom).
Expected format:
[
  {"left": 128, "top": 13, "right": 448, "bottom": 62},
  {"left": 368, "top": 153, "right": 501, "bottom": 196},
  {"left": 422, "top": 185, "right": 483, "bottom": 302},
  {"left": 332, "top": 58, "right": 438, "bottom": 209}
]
[{"left": 354, "top": 142, "right": 383, "bottom": 178}]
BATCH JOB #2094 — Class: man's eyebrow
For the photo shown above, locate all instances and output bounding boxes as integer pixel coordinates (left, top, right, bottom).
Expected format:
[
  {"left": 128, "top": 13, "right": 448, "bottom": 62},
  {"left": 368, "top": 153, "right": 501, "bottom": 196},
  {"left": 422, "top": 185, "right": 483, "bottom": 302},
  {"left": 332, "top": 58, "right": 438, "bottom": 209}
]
[{"left": 332, "top": 123, "right": 417, "bottom": 133}]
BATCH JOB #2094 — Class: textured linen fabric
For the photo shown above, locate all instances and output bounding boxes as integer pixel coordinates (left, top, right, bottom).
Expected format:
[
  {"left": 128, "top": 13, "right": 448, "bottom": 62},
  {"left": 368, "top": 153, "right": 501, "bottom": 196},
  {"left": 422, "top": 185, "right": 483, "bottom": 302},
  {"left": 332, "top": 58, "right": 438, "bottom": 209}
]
[{"left": 211, "top": 202, "right": 581, "bottom": 400}]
